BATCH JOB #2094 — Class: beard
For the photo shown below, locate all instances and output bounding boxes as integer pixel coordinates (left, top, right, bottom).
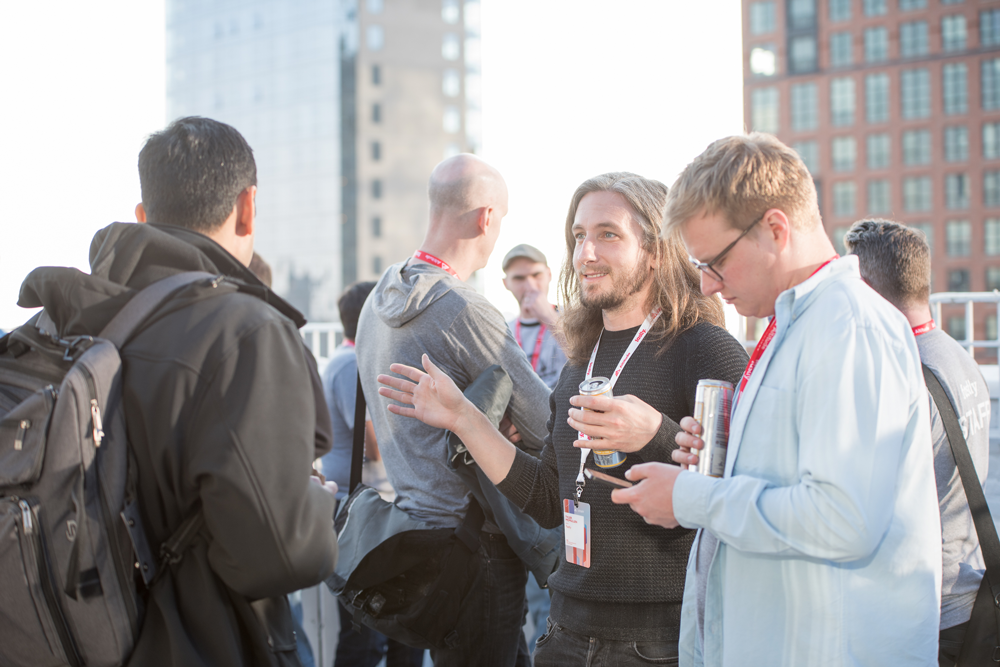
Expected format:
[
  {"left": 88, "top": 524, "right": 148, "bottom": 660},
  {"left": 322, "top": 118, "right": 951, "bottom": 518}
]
[{"left": 578, "top": 256, "right": 652, "bottom": 312}]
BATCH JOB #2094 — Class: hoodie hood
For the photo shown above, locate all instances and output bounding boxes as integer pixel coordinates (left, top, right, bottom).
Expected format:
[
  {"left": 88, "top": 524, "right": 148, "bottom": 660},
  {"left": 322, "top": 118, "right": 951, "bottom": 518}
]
[
  {"left": 17, "top": 222, "right": 304, "bottom": 337},
  {"left": 370, "top": 260, "right": 472, "bottom": 328}
]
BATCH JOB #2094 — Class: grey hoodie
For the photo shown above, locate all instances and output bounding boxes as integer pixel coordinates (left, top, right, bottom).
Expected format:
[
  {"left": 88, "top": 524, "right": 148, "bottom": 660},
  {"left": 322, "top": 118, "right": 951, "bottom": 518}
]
[{"left": 356, "top": 260, "right": 551, "bottom": 528}]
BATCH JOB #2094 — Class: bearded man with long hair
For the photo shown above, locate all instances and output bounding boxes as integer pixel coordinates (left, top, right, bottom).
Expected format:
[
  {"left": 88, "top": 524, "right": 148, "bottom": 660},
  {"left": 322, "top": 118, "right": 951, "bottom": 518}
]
[{"left": 378, "top": 172, "right": 748, "bottom": 665}]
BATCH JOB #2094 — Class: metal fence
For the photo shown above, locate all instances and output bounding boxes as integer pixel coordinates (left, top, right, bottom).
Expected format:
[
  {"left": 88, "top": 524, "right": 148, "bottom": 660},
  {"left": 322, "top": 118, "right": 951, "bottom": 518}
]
[{"left": 929, "top": 291, "right": 1000, "bottom": 358}]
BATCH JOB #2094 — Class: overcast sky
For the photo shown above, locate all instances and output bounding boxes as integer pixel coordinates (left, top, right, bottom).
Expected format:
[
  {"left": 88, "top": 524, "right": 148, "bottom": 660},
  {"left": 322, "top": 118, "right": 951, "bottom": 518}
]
[{"left": 0, "top": 0, "right": 743, "bottom": 329}]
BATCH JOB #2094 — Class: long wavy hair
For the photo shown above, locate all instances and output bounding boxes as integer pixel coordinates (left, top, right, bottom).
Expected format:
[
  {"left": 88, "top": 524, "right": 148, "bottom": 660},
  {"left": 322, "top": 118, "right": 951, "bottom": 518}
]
[{"left": 556, "top": 172, "right": 725, "bottom": 365}]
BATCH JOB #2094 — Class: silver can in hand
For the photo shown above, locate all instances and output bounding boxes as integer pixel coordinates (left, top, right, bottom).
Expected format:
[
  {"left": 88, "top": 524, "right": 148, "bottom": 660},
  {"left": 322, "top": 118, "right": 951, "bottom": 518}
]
[
  {"left": 690, "top": 379, "right": 733, "bottom": 478},
  {"left": 578, "top": 377, "right": 626, "bottom": 468}
]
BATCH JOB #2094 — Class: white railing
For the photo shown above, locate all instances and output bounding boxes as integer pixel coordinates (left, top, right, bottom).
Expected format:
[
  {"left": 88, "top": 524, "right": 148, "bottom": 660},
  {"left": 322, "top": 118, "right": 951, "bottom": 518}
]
[
  {"left": 300, "top": 322, "right": 343, "bottom": 373},
  {"left": 929, "top": 291, "right": 1000, "bottom": 358}
]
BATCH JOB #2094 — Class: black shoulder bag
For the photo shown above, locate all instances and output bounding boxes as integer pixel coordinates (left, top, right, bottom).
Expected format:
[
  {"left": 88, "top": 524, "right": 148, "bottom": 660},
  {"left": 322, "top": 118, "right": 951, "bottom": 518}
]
[
  {"left": 923, "top": 365, "right": 1000, "bottom": 665},
  {"left": 325, "top": 374, "right": 485, "bottom": 650}
]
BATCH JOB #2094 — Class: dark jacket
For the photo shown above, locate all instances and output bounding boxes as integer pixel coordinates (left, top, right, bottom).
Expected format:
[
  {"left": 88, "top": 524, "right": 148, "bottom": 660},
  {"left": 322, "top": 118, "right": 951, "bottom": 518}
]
[{"left": 18, "top": 222, "right": 338, "bottom": 667}]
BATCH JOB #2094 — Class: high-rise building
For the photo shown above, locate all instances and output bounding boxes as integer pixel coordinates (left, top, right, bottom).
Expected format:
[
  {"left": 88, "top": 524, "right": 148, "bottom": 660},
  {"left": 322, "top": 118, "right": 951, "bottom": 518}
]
[
  {"left": 743, "top": 0, "right": 1000, "bottom": 348},
  {"left": 165, "top": 0, "right": 481, "bottom": 320}
]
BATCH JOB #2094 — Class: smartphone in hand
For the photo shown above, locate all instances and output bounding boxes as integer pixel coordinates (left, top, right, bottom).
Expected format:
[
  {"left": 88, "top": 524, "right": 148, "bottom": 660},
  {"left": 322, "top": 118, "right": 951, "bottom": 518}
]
[{"left": 584, "top": 467, "right": 633, "bottom": 489}]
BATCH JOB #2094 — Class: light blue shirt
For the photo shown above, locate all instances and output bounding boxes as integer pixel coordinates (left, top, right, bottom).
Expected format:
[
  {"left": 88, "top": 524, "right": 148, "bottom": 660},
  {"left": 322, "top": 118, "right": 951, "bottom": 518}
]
[{"left": 674, "top": 256, "right": 941, "bottom": 666}]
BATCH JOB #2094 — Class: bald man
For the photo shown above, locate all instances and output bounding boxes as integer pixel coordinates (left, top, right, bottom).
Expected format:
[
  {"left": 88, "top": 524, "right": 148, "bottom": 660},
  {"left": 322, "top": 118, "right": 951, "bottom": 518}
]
[{"left": 355, "top": 154, "right": 552, "bottom": 666}]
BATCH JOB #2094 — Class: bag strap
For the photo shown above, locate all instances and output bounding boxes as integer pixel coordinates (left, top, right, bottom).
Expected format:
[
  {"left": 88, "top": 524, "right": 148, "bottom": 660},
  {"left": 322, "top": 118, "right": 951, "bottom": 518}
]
[
  {"left": 151, "top": 505, "right": 206, "bottom": 586},
  {"left": 922, "top": 365, "right": 1000, "bottom": 641},
  {"left": 351, "top": 373, "right": 366, "bottom": 494},
  {"left": 98, "top": 271, "right": 217, "bottom": 346},
  {"left": 62, "top": 272, "right": 215, "bottom": 599},
  {"left": 350, "top": 371, "right": 484, "bottom": 549}
]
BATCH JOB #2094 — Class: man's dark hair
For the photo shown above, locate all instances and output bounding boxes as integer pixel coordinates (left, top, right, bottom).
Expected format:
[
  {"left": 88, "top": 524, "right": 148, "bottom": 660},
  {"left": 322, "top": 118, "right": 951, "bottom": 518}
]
[
  {"left": 339, "top": 281, "right": 377, "bottom": 341},
  {"left": 138, "top": 116, "right": 257, "bottom": 233},
  {"left": 844, "top": 218, "right": 931, "bottom": 309}
]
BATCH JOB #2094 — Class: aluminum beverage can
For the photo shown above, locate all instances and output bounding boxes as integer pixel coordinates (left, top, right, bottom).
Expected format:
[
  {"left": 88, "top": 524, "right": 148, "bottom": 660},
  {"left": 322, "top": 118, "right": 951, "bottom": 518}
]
[
  {"left": 578, "top": 377, "right": 626, "bottom": 468},
  {"left": 690, "top": 379, "right": 733, "bottom": 477}
]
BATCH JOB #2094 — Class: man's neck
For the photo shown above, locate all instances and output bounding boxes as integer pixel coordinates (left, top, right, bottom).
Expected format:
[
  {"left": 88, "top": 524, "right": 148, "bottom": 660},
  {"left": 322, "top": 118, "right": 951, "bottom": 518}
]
[
  {"left": 780, "top": 230, "right": 838, "bottom": 293},
  {"left": 412, "top": 243, "right": 479, "bottom": 281},
  {"left": 900, "top": 303, "right": 934, "bottom": 329}
]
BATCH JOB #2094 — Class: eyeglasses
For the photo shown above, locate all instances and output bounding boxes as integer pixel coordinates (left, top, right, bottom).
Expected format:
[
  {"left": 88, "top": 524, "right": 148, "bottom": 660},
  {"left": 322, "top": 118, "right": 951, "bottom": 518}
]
[{"left": 688, "top": 213, "right": 764, "bottom": 283}]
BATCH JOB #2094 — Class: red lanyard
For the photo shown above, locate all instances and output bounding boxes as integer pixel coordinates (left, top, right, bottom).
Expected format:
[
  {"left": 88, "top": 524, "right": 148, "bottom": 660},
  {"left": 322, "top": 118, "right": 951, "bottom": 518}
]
[
  {"left": 515, "top": 320, "right": 546, "bottom": 372},
  {"left": 736, "top": 256, "right": 839, "bottom": 403},
  {"left": 912, "top": 320, "right": 936, "bottom": 336},
  {"left": 413, "top": 250, "right": 459, "bottom": 278},
  {"left": 343, "top": 340, "right": 356, "bottom": 348}
]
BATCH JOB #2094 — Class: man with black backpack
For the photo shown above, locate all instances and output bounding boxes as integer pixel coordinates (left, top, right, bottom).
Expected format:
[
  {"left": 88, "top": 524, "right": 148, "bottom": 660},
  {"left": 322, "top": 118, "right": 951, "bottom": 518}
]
[
  {"left": 845, "top": 219, "right": 992, "bottom": 666},
  {"left": 7, "top": 116, "right": 338, "bottom": 666}
]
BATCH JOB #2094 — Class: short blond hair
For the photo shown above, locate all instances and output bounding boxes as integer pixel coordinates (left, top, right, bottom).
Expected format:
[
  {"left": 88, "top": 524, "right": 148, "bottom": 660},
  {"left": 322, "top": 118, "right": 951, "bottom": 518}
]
[{"left": 663, "top": 133, "right": 820, "bottom": 235}]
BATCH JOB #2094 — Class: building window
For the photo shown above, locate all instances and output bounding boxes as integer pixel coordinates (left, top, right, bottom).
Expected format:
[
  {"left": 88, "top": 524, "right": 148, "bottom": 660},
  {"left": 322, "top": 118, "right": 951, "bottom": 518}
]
[
  {"left": 750, "top": 45, "right": 778, "bottom": 77},
  {"left": 985, "top": 122, "right": 1000, "bottom": 159},
  {"left": 442, "top": 0, "right": 460, "bottom": 23},
  {"left": 791, "top": 83, "right": 818, "bottom": 130},
  {"left": 830, "top": 77, "right": 856, "bottom": 127},
  {"left": 948, "top": 271, "right": 971, "bottom": 293},
  {"left": 943, "top": 64, "right": 968, "bottom": 115},
  {"left": 986, "top": 219, "right": 1000, "bottom": 255},
  {"left": 443, "top": 106, "right": 461, "bottom": 133},
  {"left": 832, "top": 226, "right": 851, "bottom": 255},
  {"left": 442, "top": 33, "right": 460, "bottom": 60},
  {"left": 868, "top": 180, "right": 891, "bottom": 214},
  {"left": 867, "top": 133, "right": 891, "bottom": 169},
  {"left": 899, "top": 0, "right": 926, "bottom": 9},
  {"left": 752, "top": 87, "right": 780, "bottom": 133},
  {"left": 911, "top": 223, "right": 934, "bottom": 253},
  {"left": 864, "top": 0, "right": 887, "bottom": 16},
  {"left": 829, "top": 0, "right": 851, "bottom": 22},
  {"left": 902, "top": 130, "right": 931, "bottom": 165},
  {"left": 793, "top": 140, "right": 819, "bottom": 173},
  {"left": 832, "top": 181, "right": 857, "bottom": 216},
  {"left": 372, "top": 103, "right": 382, "bottom": 123},
  {"left": 986, "top": 170, "right": 1000, "bottom": 206},
  {"left": 865, "top": 73, "right": 890, "bottom": 124},
  {"left": 987, "top": 267, "right": 1000, "bottom": 292},
  {"left": 948, "top": 315, "right": 968, "bottom": 338},
  {"left": 832, "top": 137, "right": 857, "bottom": 172},
  {"left": 373, "top": 256, "right": 383, "bottom": 275},
  {"left": 372, "top": 64, "right": 381, "bottom": 85},
  {"left": 372, "top": 179, "right": 383, "bottom": 199},
  {"left": 864, "top": 27, "right": 889, "bottom": 63},
  {"left": 982, "top": 10, "right": 1000, "bottom": 47},
  {"left": 900, "top": 21, "right": 928, "bottom": 58},
  {"left": 366, "top": 25, "right": 384, "bottom": 51},
  {"left": 942, "top": 15, "right": 967, "bottom": 52},
  {"left": 443, "top": 69, "right": 460, "bottom": 96},
  {"left": 903, "top": 176, "right": 932, "bottom": 211},
  {"left": 789, "top": 35, "right": 818, "bottom": 73},
  {"left": 946, "top": 174, "right": 970, "bottom": 210},
  {"left": 942, "top": 0, "right": 964, "bottom": 4},
  {"left": 788, "top": 0, "right": 817, "bottom": 29},
  {"left": 982, "top": 59, "right": 1000, "bottom": 110},
  {"left": 830, "top": 32, "right": 852, "bottom": 68},
  {"left": 372, "top": 216, "right": 382, "bottom": 238},
  {"left": 901, "top": 69, "right": 931, "bottom": 119},
  {"left": 750, "top": 1, "right": 776, "bottom": 34},
  {"left": 371, "top": 141, "right": 381, "bottom": 161},
  {"left": 944, "top": 126, "right": 969, "bottom": 162}
]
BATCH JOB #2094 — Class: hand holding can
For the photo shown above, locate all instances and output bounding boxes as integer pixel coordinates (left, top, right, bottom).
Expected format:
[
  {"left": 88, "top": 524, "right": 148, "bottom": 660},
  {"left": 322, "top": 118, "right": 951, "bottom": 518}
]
[{"left": 578, "top": 377, "right": 626, "bottom": 468}]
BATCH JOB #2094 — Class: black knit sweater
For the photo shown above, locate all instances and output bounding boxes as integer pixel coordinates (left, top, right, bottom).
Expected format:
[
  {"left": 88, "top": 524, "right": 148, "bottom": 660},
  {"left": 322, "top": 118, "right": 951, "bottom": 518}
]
[{"left": 496, "top": 321, "right": 749, "bottom": 641}]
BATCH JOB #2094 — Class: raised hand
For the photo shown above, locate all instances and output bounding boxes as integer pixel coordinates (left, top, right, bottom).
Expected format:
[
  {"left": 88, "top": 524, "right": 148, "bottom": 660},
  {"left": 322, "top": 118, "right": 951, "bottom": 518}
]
[
  {"left": 377, "top": 354, "right": 474, "bottom": 432},
  {"left": 568, "top": 394, "right": 663, "bottom": 453}
]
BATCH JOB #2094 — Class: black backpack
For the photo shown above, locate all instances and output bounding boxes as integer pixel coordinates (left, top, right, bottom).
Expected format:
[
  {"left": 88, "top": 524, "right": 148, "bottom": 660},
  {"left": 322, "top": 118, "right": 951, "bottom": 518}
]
[{"left": 0, "top": 272, "right": 211, "bottom": 667}]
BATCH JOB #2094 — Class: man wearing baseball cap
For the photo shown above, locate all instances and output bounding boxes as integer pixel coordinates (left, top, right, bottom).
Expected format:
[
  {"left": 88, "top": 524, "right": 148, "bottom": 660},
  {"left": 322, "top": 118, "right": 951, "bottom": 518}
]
[{"left": 502, "top": 244, "right": 568, "bottom": 388}]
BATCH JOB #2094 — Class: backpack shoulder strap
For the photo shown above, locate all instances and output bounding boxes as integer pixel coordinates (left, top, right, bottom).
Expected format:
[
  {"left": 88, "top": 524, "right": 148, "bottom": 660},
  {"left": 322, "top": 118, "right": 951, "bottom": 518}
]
[
  {"left": 98, "top": 271, "right": 218, "bottom": 346},
  {"left": 922, "top": 364, "right": 1000, "bottom": 651}
]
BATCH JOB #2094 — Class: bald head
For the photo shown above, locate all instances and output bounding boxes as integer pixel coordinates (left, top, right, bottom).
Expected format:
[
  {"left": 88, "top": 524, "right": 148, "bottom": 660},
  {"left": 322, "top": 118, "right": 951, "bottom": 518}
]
[{"left": 428, "top": 154, "right": 508, "bottom": 223}]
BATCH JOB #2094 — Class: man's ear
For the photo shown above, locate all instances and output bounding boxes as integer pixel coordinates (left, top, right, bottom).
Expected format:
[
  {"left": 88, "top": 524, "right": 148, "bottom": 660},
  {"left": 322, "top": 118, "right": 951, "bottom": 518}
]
[
  {"left": 135, "top": 203, "right": 147, "bottom": 223},
  {"left": 476, "top": 206, "right": 491, "bottom": 236},
  {"left": 235, "top": 186, "right": 257, "bottom": 237},
  {"left": 764, "top": 208, "right": 792, "bottom": 252}
]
